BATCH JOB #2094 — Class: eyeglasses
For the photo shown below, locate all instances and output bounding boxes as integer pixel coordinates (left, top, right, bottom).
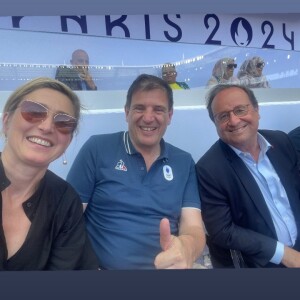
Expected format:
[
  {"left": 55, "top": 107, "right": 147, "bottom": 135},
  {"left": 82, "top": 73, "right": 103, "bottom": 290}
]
[
  {"left": 227, "top": 64, "right": 237, "bottom": 69},
  {"left": 19, "top": 100, "right": 77, "bottom": 134},
  {"left": 256, "top": 62, "right": 265, "bottom": 68},
  {"left": 213, "top": 104, "right": 251, "bottom": 124},
  {"left": 162, "top": 71, "right": 177, "bottom": 77}
]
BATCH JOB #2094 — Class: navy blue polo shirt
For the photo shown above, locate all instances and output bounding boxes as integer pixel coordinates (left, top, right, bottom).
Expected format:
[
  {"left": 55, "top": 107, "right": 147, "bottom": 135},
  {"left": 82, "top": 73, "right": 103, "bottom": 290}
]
[{"left": 67, "top": 131, "right": 201, "bottom": 269}]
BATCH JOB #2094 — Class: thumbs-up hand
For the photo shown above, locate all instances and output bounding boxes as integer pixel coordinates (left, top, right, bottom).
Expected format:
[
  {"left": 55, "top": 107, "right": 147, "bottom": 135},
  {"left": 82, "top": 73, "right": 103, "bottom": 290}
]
[
  {"left": 159, "top": 217, "right": 173, "bottom": 251},
  {"left": 154, "top": 218, "right": 189, "bottom": 269}
]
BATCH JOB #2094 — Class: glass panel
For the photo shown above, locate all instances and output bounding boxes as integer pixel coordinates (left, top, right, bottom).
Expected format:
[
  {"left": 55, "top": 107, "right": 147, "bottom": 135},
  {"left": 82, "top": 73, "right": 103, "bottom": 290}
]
[{"left": 0, "top": 28, "right": 299, "bottom": 93}]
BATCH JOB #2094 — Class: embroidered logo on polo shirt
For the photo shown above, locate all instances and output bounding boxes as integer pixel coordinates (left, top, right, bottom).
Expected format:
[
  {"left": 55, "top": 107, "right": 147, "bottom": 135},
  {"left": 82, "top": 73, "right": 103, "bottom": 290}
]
[
  {"left": 115, "top": 159, "right": 127, "bottom": 171},
  {"left": 163, "top": 165, "right": 173, "bottom": 181}
]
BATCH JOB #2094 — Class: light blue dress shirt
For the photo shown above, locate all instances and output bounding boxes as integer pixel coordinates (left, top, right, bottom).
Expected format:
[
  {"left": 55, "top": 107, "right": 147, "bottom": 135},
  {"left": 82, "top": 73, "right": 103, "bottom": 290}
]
[{"left": 230, "top": 133, "right": 297, "bottom": 264}]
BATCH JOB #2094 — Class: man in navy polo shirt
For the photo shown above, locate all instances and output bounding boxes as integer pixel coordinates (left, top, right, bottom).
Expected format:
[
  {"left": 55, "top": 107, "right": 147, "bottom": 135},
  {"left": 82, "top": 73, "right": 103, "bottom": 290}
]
[{"left": 67, "top": 74, "right": 206, "bottom": 269}]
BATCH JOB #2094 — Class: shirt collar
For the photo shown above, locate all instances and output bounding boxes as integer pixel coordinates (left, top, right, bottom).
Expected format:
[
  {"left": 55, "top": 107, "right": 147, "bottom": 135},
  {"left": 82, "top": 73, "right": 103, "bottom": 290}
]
[
  {"left": 229, "top": 132, "right": 272, "bottom": 156},
  {"left": 0, "top": 156, "right": 11, "bottom": 192},
  {"left": 123, "top": 131, "right": 168, "bottom": 160},
  {"left": 0, "top": 153, "right": 44, "bottom": 221}
]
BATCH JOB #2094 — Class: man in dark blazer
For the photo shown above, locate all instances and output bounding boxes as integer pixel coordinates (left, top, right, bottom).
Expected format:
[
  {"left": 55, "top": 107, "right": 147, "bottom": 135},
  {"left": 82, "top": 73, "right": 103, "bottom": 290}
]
[
  {"left": 196, "top": 84, "right": 300, "bottom": 268},
  {"left": 55, "top": 49, "right": 97, "bottom": 91}
]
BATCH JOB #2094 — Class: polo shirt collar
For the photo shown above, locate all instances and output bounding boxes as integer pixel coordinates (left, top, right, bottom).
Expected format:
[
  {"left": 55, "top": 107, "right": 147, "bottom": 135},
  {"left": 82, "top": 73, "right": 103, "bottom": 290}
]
[{"left": 123, "top": 131, "right": 168, "bottom": 160}]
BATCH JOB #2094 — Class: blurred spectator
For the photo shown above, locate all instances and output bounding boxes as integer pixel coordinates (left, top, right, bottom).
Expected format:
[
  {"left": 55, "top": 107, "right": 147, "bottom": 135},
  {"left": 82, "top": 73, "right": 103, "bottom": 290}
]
[
  {"left": 161, "top": 63, "right": 190, "bottom": 90},
  {"left": 237, "top": 56, "right": 270, "bottom": 88},
  {"left": 206, "top": 57, "right": 239, "bottom": 88},
  {"left": 55, "top": 49, "right": 97, "bottom": 91}
]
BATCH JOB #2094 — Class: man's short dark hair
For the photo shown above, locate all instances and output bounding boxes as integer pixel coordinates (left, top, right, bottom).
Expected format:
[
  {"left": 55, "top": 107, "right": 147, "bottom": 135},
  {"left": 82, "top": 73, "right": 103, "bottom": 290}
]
[{"left": 126, "top": 74, "right": 173, "bottom": 111}]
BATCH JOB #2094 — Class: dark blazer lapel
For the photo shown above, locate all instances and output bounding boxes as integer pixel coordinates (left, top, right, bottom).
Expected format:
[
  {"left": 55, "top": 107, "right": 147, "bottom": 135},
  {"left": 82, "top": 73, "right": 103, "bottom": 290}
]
[
  {"left": 266, "top": 145, "right": 294, "bottom": 195},
  {"left": 262, "top": 131, "right": 300, "bottom": 248},
  {"left": 219, "top": 140, "right": 277, "bottom": 234},
  {"left": 266, "top": 141, "right": 300, "bottom": 228},
  {"left": 260, "top": 130, "right": 300, "bottom": 213}
]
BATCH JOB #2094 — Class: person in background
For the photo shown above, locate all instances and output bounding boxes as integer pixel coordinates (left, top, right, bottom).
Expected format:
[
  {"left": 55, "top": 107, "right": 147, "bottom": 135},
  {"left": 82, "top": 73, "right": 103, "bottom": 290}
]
[
  {"left": 67, "top": 74, "right": 206, "bottom": 270},
  {"left": 0, "top": 77, "right": 99, "bottom": 270},
  {"left": 55, "top": 49, "right": 97, "bottom": 91},
  {"left": 196, "top": 84, "right": 300, "bottom": 268},
  {"left": 161, "top": 63, "right": 190, "bottom": 90},
  {"left": 206, "top": 57, "right": 239, "bottom": 88},
  {"left": 237, "top": 56, "right": 270, "bottom": 88}
]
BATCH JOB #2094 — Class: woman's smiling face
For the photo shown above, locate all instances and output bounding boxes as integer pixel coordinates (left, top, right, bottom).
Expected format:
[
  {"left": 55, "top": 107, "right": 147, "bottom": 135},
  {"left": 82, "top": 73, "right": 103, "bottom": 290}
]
[{"left": 3, "top": 88, "right": 75, "bottom": 168}]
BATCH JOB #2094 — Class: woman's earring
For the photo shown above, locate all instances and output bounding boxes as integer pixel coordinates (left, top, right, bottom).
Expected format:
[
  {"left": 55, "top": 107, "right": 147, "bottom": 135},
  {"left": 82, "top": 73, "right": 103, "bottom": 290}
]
[
  {"left": 2, "top": 132, "right": 8, "bottom": 143},
  {"left": 62, "top": 153, "right": 67, "bottom": 165}
]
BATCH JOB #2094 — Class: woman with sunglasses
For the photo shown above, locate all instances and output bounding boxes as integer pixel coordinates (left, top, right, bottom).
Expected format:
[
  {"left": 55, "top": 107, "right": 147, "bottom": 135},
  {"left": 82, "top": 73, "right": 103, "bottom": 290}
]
[
  {"left": 0, "top": 77, "right": 99, "bottom": 270},
  {"left": 206, "top": 57, "right": 240, "bottom": 88},
  {"left": 237, "top": 56, "right": 270, "bottom": 88}
]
